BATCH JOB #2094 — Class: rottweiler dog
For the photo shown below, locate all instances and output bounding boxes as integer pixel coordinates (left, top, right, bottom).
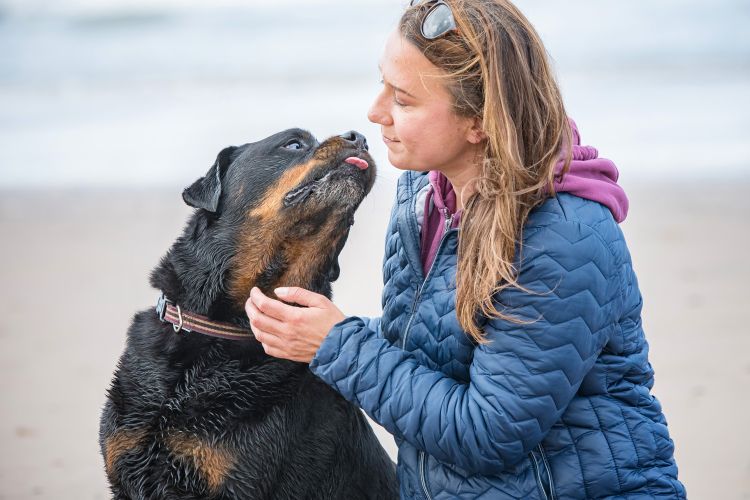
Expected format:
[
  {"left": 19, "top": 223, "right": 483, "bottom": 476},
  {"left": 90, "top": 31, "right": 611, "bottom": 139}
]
[{"left": 99, "top": 129, "right": 398, "bottom": 500}]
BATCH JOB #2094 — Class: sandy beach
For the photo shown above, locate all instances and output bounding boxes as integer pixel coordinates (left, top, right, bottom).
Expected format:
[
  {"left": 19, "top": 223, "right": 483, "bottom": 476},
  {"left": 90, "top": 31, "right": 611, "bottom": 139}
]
[{"left": 0, "top": 179, "right": 748, "bottom": 499}]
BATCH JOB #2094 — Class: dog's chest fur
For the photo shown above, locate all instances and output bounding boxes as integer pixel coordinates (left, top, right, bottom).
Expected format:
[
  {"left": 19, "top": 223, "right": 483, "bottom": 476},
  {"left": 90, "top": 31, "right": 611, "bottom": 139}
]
[{"left": 101, "top": 312, "right": 391, "bottom": 500}]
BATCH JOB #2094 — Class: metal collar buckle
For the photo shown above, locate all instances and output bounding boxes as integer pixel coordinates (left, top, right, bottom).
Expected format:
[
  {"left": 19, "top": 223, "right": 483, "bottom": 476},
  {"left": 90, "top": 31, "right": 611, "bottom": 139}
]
[
  {"left": 171, "top": 304, "right": 185, "bottom": 333},
  {"left": 156, "top": 293, "right": 172, "bottom": 322},
  {"left": 156, "top": 294, "right": 191, "bottom": 334}
]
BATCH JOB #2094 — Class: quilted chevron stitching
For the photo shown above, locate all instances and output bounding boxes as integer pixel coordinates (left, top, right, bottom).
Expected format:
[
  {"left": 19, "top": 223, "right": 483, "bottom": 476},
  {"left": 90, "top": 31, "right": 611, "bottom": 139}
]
[
  {"left": 589, "top": 398, "right": 624, "bottom": 492},
  {"left": 309, "top": 183, "right": 684, "bottom": 498},
  {"left": 565, "top": 422, "right": 591, "bottom": 499},
  {"left": 619, "top": 405, "right": 657, "bottom": 497}
]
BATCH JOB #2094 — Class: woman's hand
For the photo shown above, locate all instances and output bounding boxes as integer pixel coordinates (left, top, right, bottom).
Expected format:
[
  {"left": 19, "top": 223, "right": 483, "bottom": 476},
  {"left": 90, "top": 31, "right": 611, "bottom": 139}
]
[{"left": 244, "top": 286, "right": 346, "bottom": 363}]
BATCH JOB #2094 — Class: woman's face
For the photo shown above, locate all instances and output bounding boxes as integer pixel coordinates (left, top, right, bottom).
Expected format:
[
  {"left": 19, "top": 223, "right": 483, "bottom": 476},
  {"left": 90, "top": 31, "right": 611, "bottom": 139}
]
[{"left": 368, "top": 30, "right": 482, "bottom": 177}]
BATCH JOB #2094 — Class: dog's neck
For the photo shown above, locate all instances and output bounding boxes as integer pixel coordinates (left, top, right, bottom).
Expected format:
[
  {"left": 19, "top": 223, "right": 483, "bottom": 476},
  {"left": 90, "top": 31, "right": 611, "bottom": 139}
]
[
  {"left": 149, "top": 212, "right": 334, "bottom": 323},
  {"left": 148, "top": 214, "right": 232, "bottom": 319}
]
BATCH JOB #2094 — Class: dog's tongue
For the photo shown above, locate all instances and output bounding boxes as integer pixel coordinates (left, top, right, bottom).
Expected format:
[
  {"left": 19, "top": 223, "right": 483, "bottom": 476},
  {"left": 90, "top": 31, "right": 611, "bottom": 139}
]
[{"left": 344, "top": 157, "right": 369, "bottom": 170}]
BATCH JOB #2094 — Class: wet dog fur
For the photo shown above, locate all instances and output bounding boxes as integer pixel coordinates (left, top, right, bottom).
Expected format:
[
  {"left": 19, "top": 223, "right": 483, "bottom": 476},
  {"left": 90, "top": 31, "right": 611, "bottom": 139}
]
[{"left": 99, "top": 129, "right": 398, "bottom": 499}]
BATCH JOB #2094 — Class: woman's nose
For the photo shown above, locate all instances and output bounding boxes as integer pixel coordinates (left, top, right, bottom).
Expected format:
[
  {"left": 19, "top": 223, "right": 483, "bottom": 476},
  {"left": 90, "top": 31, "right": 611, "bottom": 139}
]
[{"left": 367, "top": 92, "right": 392, "bottom": 126}]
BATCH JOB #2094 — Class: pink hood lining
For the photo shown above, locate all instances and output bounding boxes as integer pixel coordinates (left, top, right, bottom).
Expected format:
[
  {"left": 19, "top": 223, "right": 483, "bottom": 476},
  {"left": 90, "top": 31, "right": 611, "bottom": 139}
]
[
  {"left": 552, "top": 119, "right": 629, "bottom": 223},
  {"left": 418, "top": 119, "right": 629, "bottom": 274}
]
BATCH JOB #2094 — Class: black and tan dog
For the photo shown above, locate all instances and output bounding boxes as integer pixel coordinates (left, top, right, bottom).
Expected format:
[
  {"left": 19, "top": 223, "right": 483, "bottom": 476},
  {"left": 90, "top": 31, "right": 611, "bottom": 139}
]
[{"left": 99, "top": 129, "right": 398, "bottom": 499}]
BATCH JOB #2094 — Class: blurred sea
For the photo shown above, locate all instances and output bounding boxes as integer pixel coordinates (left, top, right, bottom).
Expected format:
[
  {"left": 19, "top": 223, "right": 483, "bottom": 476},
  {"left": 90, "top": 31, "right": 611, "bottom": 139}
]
[{"left": 0, "top": 0, "right": 748, "bottom": 187}]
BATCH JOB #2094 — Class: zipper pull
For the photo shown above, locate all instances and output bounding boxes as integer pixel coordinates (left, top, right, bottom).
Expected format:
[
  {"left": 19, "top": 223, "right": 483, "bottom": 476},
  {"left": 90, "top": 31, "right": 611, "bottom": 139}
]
[{"left": 443, "top": 208, "right": 454, "bottom": 232}]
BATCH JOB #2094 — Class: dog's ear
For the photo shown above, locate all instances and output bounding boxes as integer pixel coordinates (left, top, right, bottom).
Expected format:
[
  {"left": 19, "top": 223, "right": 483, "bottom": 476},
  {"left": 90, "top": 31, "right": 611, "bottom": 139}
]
[{"left": 182, "top": 146, "right": 237, "bottom": 213}]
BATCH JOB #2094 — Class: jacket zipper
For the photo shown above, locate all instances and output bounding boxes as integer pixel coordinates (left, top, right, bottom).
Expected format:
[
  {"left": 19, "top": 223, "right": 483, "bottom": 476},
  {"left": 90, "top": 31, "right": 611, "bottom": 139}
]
[
  {"left": 443, "top": 208, "right": 454, "bottom": 232},
  {"left": 418, "top": 451, "right": 433, "bottom": 500},
  {"left": 407, "top": 201, "right": 453, "bottom": 500},
  {"left": 401, "top": 208, "right": 454, "bottom": 350},
  {"left": 538, "top": 444, "right": 555, "bottom": 500},
  {"left": 528, "top": 451, "right": 549, "bottom": 500},
  {"left": 401, "top": 292, "right": 420, "bottom": 349}
]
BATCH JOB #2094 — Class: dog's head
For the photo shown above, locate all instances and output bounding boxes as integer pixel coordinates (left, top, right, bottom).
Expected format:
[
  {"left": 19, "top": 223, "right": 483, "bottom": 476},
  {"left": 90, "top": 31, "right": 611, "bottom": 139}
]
[{"left": 181, "top": 128, "right": 375, "bottom": 307}]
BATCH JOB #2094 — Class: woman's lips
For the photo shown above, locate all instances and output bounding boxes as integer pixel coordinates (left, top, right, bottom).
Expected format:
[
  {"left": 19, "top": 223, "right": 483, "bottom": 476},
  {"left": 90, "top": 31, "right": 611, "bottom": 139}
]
[{"left": 382, "top": 134, "right": 399, "bottom": 144}]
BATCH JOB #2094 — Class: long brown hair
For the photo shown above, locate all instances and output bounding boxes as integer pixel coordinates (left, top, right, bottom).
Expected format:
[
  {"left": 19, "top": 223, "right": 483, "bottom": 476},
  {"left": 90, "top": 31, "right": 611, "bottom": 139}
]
[{"left": 400, "top": 0, "right": 572, "bottom": 343}]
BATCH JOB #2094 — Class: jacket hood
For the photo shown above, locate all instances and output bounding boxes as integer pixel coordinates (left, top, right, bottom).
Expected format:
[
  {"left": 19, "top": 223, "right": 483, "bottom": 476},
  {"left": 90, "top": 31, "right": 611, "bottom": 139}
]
[
  {"left": 553, "top": 119, "right": 629, "bottom": 223},
  {"left": 424, "top": 118, "right": 629, "bottom": 224}
]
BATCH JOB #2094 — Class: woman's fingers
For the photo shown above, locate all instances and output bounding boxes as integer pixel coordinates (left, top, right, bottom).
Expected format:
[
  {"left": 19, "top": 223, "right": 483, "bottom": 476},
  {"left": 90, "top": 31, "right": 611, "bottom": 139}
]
[
  {"left": 245, "top": 296, "right": 288, "bottom": 338},
  {"left": 274, "top": 286, "right": 327, "bottom": 308},
  {"left": 245, "top": 286, "right": 340, "bottom": 364},
  {"left": 261, "top": 345, "right": 287, "bottom": 360},
  {"left": 255, "top": 330, "right": 286, "bottom": 352},
  {"left": 245, "top": 302, "right": 287, "bottom": 354},
  {"left": 250, "top": 287, "right": 300, "bottom": 322}
]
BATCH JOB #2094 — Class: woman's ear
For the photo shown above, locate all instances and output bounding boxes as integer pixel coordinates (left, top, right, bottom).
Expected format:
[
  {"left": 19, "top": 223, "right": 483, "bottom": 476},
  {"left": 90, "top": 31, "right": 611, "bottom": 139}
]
[{"left": 466, "top": 116, "right": 487, "bottom": 144}]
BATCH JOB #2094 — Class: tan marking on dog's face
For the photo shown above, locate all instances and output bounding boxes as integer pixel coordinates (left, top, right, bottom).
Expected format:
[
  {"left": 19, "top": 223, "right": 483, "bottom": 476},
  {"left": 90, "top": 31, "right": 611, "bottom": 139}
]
[
  {"left": 165, "top": 432, "right": 236, "bottom": 493},
  {"left": 103, "top": 428, "right": 148, "bottom": 479},
  {"left": 227, "top": 156, "right": 328, "bottom": 303},
  {"left": 249, "top": 158, "right": 320, "bottom": 220},
  {"left": 274, "top": 217, "right": 344, "bottom": 287},
  {"left": 227, "top": 136, "right": 362, "bottom": 305},
  {"left": 244, "top": 136, "right": 351, "bottom": 224}
]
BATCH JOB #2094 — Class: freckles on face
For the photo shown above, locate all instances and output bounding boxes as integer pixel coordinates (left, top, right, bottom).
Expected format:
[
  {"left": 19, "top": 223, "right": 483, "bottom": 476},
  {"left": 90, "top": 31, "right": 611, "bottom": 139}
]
[{"left": 370, "top": 30, "right": 476, "bottom": 173}]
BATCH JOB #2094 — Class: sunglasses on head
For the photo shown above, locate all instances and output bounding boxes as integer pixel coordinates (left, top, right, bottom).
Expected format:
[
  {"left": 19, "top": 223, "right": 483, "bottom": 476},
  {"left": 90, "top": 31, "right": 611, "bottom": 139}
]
[{"left": 409, "top": 0, "right": 457, "bottom": 40}]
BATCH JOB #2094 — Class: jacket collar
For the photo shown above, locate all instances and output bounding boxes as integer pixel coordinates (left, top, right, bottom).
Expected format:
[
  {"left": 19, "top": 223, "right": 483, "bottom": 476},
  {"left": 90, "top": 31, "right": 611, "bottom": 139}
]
[{"left": 396, "top": 171, "right": 433, "bottom": 281}]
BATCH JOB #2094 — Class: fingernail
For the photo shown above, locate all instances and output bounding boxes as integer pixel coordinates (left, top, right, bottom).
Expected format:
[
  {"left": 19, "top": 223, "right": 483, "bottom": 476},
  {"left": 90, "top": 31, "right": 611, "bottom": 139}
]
[{"left": 275, "top": 287, "right": 289, "bottom": 296}]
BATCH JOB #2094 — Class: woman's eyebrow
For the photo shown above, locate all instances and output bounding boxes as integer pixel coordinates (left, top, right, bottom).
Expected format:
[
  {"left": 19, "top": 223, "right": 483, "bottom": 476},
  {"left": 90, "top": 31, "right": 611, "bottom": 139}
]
[{"left": 378, "top": 64, "right": 418, "bottom": 99}]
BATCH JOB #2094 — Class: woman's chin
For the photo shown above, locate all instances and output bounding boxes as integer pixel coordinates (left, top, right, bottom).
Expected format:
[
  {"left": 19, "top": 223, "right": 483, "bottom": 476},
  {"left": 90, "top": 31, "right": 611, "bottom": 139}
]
[{"left": 387, "top": 151, "right": 429, "bottom": 173}]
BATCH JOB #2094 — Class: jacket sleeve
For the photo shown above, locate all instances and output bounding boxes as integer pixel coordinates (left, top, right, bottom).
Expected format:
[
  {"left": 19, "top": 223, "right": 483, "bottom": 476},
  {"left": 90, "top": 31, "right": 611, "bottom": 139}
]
[
  {"left": 309, "top": 220, "right": 622, "bottom": 475},
  {"left": 363, "top": 316, "right": 382, "bottom": 337}
]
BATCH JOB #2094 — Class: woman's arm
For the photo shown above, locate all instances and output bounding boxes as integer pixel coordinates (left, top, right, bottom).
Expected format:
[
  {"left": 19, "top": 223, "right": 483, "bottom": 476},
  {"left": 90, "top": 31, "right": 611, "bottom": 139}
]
[{"left": 310, "top": 219, "right": 622, "bottom": 475}]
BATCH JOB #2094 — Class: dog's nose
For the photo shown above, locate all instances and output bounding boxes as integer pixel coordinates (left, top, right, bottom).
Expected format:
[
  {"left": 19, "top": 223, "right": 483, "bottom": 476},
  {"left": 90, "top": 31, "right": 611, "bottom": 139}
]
[{"left": 340, "top": 131, "right": 369, "bottom": 151}]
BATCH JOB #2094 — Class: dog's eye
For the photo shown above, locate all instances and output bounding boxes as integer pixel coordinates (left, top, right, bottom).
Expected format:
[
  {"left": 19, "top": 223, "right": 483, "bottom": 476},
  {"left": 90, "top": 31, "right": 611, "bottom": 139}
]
[{"left": 283, "top": 140, "right": 303, "bottom": 150}]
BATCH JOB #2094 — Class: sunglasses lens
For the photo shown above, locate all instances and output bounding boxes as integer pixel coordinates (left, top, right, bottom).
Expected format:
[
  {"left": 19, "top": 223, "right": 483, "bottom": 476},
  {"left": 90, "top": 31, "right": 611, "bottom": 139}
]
[
  {"left": 422, "top": 3, "right": 455, "bottom": 39},
  {"left": 410, "top": 0, "right": 428, "bottom": 6}
]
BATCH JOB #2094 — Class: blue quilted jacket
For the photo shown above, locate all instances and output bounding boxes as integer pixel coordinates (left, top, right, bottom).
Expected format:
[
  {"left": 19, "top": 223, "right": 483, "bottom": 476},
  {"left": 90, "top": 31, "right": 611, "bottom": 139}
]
[{"left": 309, "top": 171, "right": 686, "bottom": 499}]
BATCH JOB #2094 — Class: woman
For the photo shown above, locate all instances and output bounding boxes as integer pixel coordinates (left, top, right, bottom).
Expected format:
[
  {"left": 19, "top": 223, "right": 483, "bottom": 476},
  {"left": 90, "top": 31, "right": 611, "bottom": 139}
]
[{"left": 245, "top": 0, "right": 686, "bottom": 498}]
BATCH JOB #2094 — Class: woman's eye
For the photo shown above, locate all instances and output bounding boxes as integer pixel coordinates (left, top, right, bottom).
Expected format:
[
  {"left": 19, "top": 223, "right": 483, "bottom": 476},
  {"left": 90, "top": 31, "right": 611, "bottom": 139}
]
[
  {"left": 283, "top": 141, "right": 302, "bottom": 150},
  {"left": 378, "top": 77, "right": 406, "bottom": 106}
]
